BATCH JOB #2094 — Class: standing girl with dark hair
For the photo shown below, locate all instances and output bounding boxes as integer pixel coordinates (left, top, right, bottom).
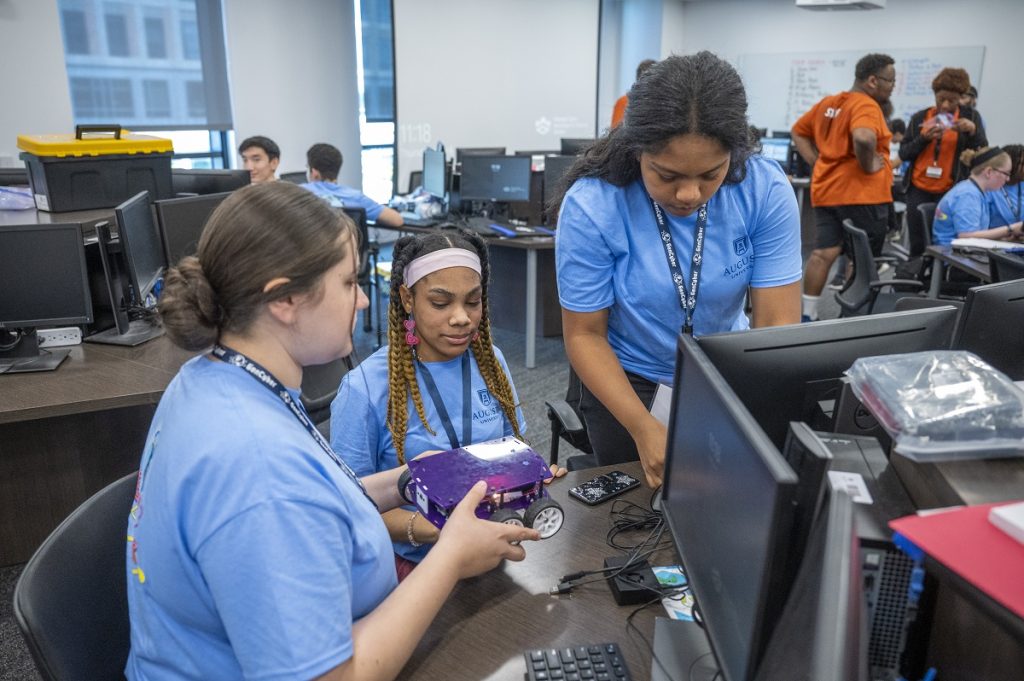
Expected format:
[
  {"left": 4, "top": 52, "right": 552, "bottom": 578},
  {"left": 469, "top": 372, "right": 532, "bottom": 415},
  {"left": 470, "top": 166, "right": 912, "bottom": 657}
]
[
  {"left": 127, "top": 183, "right": 537, "bottom": 681},
  {"left": 330, "top": 229, "right": 562, "bottom": 579},
  {"left": 552, "top": 51, "right": 802, "bottom": 488}
]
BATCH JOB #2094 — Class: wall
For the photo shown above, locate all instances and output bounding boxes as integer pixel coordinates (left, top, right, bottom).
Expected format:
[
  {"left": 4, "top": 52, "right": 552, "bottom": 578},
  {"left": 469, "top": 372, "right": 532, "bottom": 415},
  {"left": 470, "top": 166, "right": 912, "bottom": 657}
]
[
  {"left": 670, "top": 0, "right": 1023, "bottom": 144},
  {"left": 222, "top": 0, "right": 362, "bottom": 187},
  {"left": 0, "top": 0, "right": 74, "bottom": 166},
  {"left": 393, "top": 0, "right": 599, "bottom": 185}
]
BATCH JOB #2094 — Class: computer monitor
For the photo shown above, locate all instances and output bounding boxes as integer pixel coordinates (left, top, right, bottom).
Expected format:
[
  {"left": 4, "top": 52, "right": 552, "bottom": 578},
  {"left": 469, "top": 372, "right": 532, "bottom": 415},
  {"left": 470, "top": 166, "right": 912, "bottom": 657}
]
[
  {"left": 0, "top": 167, "right": 29, "bottom": 186},
  {"left": 560, "top": 138, "right": 596, "bottom": 156},
  {"left": 459, "top": 155, "right": 531, "bottom": 202},
  {"left": 86, "top": 192, "right": 166, "bottom": 346},
  {"left": 759, "top": 137, "right": 791, "bottom": 170},
  {"left": 154, "top": 192, "right": 231, "bottom": 265},
  {"left": 543, "top": 155, "right": 575, "bottom": 202},
  {"left": 663, "top": 334, "right": 799, "bottom": 681},
  {"left": 0, "top": 223, "right": 93, "bottom": 372},
  {"left": 513, "top": 149, "right": 558, "bottom": 157},
  {"left": 422, "top": 147, "right": 447, "bottom": 199},
  {"left": 951, "top": 279, "right": 1024, "bottom": 380},
  {"left": 455, "top": 147, "right": 507, "bottom": 164},
  {"left": 754, "top": 488, "right": 867, "bottom": 681},
  {"left": 697, "top": 308, "right": 959, "bottom": 448},
  {"left": 171, "top": 168, "right": 250, "bottom": 196}
]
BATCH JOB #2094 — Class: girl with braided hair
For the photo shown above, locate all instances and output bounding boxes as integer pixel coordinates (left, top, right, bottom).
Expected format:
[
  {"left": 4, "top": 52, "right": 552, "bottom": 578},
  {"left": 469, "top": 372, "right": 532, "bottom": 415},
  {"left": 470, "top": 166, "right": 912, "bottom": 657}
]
[{"left": 330, "top": 229, "right": 564, "bottom": 578}]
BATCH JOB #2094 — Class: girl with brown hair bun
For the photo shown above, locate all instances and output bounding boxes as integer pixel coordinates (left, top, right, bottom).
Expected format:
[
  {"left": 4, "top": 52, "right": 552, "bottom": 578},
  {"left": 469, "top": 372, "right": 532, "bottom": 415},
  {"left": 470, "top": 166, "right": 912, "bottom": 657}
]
[
  {"left": 932, "top": 146, "right": 1023, "bottom": 245},
  {"left": 330, "top": 228, "right": 564, "bottom": 580},
  {"left": 127, "top": 182, "right": 538, "bottom": 681}
]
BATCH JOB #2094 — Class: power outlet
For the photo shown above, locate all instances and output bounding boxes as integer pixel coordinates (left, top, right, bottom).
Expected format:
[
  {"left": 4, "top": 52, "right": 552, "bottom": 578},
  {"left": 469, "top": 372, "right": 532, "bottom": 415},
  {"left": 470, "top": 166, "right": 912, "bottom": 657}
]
[{"left": 37, "top": 326, "right": 82, "bottom": 347}]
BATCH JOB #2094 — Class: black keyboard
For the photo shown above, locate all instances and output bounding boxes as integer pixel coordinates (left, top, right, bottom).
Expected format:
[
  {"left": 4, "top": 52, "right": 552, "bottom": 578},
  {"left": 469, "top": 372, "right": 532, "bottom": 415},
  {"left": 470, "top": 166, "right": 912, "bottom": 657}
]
[{"left": 524, "top": 643, "right": 632, "bottom": 681}]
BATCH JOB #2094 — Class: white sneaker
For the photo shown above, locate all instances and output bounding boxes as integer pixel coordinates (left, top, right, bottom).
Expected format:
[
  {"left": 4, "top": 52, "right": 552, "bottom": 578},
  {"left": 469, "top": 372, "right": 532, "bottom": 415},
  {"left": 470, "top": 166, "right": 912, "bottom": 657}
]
[{"left": 877, "top": 263, "right": 892, "bottom": 275}]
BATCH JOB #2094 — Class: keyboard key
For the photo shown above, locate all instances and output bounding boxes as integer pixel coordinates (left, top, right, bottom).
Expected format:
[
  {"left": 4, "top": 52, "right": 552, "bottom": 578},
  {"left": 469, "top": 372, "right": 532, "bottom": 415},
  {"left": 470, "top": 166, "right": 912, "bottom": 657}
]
[{"left": 524, "top": 643, "right": 631, "bottom": 681}]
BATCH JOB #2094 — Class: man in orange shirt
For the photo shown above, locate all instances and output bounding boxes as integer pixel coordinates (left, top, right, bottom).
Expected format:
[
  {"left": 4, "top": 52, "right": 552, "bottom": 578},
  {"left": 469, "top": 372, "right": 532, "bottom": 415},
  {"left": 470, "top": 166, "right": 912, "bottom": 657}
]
[
  {"left": 792, "top": 53, "right": 896, "bottom": 321},
  {"left": 610, "top": 59, "right": 657, "bottom": 128}
]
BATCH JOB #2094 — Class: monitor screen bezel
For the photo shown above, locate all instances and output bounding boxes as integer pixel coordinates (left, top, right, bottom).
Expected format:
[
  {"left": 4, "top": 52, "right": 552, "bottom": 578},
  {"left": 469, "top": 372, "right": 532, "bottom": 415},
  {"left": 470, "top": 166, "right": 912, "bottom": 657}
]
[
  {"left": 458, "top": 155, "right": 532, "bottom": 202},
  {"left": 114, "top": 191, "right": 165, "bottom": 305},
  {"left": 154, "top": 191, "right": 231, "bottom": 265}
]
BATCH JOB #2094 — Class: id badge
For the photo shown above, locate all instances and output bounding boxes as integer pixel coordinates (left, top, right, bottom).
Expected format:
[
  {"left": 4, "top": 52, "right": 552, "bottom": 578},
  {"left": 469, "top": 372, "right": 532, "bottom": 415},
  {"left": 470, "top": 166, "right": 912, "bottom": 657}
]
[{"left": 926, "top": 165, "right": 943, "bottom": 179}]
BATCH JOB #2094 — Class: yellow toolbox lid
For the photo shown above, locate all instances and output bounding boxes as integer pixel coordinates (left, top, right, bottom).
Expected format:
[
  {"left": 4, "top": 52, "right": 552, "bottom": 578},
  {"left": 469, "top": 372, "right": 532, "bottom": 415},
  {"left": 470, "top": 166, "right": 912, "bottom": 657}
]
[{"left": 17, "top": 127, "right": 173, "bottom": 158}]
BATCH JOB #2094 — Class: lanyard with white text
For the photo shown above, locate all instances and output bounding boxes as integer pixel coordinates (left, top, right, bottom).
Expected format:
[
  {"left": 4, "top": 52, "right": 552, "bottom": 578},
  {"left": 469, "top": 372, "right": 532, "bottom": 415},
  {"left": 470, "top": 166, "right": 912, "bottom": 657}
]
[
  {"left": 417, "top": 351, "right": 471, "bottom": 450},
  {"left": 211, "top": 344, "right": 376, "bottom": 508},
  {"left": 648, "top": 195, "right": 708, "bottom": 335}
]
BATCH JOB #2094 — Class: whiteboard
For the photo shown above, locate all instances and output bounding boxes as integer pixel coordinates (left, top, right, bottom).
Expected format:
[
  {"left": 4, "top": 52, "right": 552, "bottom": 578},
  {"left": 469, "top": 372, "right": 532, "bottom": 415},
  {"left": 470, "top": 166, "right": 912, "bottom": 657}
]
[{"left": 738, "top": 47, "right": 985, "bottom": 133}]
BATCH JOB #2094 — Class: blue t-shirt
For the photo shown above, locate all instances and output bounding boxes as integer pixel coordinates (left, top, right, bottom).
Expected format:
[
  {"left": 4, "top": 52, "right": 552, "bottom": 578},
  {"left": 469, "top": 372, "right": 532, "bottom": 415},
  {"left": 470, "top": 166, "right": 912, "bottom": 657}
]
[
  {"left": 934, "top": 179, "right": 989, "bottom": 245},
  {"left": 301, "top": 180, "right": 384, "bottom": 221},
  {"left": 329, "top": 345, "right": 526, "bottom": 561},
  {"left": 126, "top": 357, "right": 396, "bottom": 681},
  {"left": 987, "top": 182, "right": 1022, "bottom": 228},
  {"left": 555, "top": 155, "right": 802, "bottom": 385}
]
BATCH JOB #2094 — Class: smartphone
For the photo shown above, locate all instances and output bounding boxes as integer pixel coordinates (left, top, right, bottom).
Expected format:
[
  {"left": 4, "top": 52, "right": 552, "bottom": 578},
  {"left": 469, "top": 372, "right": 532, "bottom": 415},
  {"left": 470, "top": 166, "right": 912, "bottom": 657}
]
[{"left": 568, "top": 470, "right": 641, "bottom": 505}]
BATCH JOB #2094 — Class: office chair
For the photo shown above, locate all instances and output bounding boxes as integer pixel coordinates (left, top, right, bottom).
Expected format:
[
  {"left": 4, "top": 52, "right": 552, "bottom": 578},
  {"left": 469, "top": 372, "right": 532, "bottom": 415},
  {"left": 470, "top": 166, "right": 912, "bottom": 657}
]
[
  {"left": 279, "top": 171, "right": 307, "bottom": 184},
  {"left": 989, "top": 249, "right": 1024, "bottom": 282},
  {"left": 835, "top": 220, "right": 924, "bottom": 316},
  {"left": 301, "top": 354, "right": 355, "bottom": 436},
  {"left": 338, "top": 207, "right": 382, "bottom": 347},
  {"left": 544, "top": 368, "right": 597, "bottom": 471},
  {"left": 14, "top": 472, "right": 136, "bottom": 681}
]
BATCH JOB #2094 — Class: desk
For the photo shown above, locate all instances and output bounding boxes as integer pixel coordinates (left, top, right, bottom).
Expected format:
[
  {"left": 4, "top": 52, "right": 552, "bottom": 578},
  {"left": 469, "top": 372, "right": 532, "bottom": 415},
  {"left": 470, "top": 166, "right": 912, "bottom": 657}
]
[
  {"left": 0, "top": 206, "right": 114, "bottom": 232},
  {"left": 376, "top": 222, "right": 557, "bottom": 369},
  {"left": 397, "top": 462, "right": 672, "bottom": 681},
  {"left": 925, "top": 244, "right": 991, "bottom": 297},
  {"left": 0, "top": 337, "right": 195, "bottom": 565}
]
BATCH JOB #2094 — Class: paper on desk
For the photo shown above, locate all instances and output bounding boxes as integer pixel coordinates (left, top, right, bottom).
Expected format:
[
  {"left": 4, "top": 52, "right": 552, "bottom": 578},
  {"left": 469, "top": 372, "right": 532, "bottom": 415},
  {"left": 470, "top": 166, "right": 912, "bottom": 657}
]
[
  {"left": 653, "top": 565, "right": 693, "bottom": 621},
  {"left": 951, "top": 237, "right": 1022, "bottom": 251}
]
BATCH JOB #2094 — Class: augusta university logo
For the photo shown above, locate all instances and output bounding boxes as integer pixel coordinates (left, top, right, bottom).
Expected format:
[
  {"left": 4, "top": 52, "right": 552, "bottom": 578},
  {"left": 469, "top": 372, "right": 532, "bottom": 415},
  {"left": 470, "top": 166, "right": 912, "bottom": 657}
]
[
  {"left": 477, "top": 389, "right": 492, "bottom": 407},
  {"left": 733, "top": 236, "right": 749, "bottom": 256}
]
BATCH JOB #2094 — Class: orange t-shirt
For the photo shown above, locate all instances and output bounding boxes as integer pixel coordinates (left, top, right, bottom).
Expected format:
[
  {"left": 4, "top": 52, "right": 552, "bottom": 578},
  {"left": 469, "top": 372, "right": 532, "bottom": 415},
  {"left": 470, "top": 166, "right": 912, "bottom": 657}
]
[
  {"left": 611, "top": 95, "right": 628, "bottom": 128},
  {"left": 911, "top": 107, "right": 960, "bottom": 194},
  {"left": 792, "top": 91, "right": 893, "bottom": 207}
]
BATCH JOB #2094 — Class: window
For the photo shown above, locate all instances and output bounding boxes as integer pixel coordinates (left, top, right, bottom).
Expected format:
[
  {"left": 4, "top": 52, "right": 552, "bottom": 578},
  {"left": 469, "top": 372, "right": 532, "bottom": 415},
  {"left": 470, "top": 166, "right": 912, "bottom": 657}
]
[
  {"left": 57, "top": 0, "right": 234, "bottom": 166},
  {"left": 144, "top": 16, "right": 167, "bottom": 59},
  {"left": 105, "top": 12, "right": 130, "bottom": 57},
  {"left": 143, "top": 80, "right": 171, "bottom": 118},
  {"left": 61, "top": 9, "right": 90, "bottom": 55},
  {"left": 180, "top": 19, "right": 199, "bottom": 60},
  {"left": 185, "top": 81, "right": 205, "bottom": 118},
  {"left": 355, "top": 0, "right": 396, "bottom": 201}
]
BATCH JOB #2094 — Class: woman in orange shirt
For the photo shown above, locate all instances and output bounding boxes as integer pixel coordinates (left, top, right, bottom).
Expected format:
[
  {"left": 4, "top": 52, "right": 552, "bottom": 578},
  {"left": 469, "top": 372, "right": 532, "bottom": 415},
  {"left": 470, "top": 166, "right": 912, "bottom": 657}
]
[{"left": 899, "top": 67, "right": 987, "bottom": 258}]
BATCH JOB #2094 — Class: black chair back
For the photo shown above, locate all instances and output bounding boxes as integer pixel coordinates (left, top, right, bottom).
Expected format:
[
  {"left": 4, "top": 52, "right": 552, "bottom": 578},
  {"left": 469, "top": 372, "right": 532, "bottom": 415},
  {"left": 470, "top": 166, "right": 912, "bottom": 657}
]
[
  {"left": 835, "top": 220, "right": 877, "bottom": 316},
  {"left": 989, "top": 249, "right": 1024, "bottom": 283},
  {"left": 914, "top": 202, "right": 936, "bottom": 256},
  {"left": 339, "top": 207, "right": 371, "bottom": 284},
  {"left": 14, "top": 473, "right": 137, "bottom": 681},
  {"left": 301, "top": 354, "right": 355, "bottom": 427}
]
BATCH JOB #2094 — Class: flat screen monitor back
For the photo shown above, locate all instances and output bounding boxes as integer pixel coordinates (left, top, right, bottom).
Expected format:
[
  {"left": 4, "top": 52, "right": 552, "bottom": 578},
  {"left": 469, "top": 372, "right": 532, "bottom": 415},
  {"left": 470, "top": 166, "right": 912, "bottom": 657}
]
[
  {"left": 759, "top": 138, "right": 791, "bottom": 168},
  {"left": 697, "top": 308, "right": 959, "bottom": 448},
  {"left": 543, "top": 155, "right": 575, "bottom": 203},
  {"left": 171, "top": 169, "right": 250, "bottom": 196},
  {"left": 455, "top": 147, "right": 506, "bottom": 164},
  {"left": 663, "top": 334, "right": 798, "bottom": 681},
  {"left": 422, "top": 148, "right": 447, "bottom": 198},
  {"left": 952, "top": 278, "right": 1024, "bottom": 380},
  {"left": 560, "top": 138, "right": 596, "bottom": 155},
  {"left": 154, "top": 192, "right": 231, "bottom": 265},
  {"left": 459, "top": 155, "right": 531, "bottom": 202},
  {"left": 114, "top": 191, "right": 165, "bottom": 304}
]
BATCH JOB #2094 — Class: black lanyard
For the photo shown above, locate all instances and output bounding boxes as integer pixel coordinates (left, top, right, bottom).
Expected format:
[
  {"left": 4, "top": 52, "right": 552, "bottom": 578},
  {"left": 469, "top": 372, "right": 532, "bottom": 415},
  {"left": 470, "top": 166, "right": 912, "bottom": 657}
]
[
  {"left": 647, "top": 195, "right": 708, "bottom": 336},
  {"left": 416, "top": 351, "right": 472, "bottom": 450},
  {"left": 1002, "top": 185, "right": 1021, "bottom": 221},
  {"left": 211, "top": 344, "right": 376, "bottom": 508}
]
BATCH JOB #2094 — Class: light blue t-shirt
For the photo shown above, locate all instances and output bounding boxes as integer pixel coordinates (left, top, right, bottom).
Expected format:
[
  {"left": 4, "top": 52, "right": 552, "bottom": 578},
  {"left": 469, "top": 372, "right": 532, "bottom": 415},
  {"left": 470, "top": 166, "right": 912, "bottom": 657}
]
[
  {"left": 126, "top": 356, "right": 396, "bottom": 681},
  {"left": 555, "top": 155, "right": 802, "bottom": 385},
  {"left": 301, "top": 180, "right": 385, "bottom": 221},
  {"left": 934, "top": 179, "right": 989, "bottom": 245},
  {"left": 987, "top": 182, "right": 1022, "bottom": 228},
  {"left": 329, "top": 345, "right": 526, "bottom": 561}
]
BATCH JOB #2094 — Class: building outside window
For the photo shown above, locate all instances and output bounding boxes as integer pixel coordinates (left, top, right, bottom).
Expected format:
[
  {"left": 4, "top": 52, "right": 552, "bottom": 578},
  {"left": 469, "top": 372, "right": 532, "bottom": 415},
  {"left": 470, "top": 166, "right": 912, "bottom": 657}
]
[{"left": 355, "top": 0, "right": 396, "bottom": 204}]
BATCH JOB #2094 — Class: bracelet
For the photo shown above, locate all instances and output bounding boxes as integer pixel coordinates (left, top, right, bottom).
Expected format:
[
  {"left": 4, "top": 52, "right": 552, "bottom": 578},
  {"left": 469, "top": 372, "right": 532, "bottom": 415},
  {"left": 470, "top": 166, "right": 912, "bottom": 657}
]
[{"left": 406, "top": 511, "right": 423, "bottom": 547}]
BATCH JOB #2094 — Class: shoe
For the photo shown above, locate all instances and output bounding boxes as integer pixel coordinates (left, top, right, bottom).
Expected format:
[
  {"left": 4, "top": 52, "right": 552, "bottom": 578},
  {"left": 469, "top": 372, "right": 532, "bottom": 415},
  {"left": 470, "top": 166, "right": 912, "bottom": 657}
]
[
  {"left": 877, "top": 263, "right": 892, "bottom": 275},
  {"left": 801, "top": 314, "right": 814, "bottom": 323},
  {"left": 827, "top": 274, "right": 846, "bottom": 291}
]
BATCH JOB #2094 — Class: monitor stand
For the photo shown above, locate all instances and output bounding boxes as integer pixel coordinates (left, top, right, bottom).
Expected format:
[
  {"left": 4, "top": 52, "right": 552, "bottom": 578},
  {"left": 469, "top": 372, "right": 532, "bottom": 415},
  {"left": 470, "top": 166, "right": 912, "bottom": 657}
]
[
  {"left": 85, "top": 319, "right": 164, "bottom": 346},
  {"left": 0, "top": 348, "right": 71, "bottom": 374},
  {"left": 650, "top": 618, "right": 718, "bottom": 681}
]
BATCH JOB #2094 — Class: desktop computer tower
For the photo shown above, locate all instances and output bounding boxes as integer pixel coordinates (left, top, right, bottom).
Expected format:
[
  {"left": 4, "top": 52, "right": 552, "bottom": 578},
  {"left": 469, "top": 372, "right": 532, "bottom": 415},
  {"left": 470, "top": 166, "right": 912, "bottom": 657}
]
[{"left": 816, "top": 433, "right": 932, "bottom": 681}]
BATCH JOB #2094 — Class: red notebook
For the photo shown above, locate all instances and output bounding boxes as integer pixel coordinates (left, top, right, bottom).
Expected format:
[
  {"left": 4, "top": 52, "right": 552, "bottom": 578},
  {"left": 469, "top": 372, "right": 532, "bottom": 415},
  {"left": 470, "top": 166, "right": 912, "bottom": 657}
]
[{"left": 890, "top": 501, "right": 1024, "bottom": 620}]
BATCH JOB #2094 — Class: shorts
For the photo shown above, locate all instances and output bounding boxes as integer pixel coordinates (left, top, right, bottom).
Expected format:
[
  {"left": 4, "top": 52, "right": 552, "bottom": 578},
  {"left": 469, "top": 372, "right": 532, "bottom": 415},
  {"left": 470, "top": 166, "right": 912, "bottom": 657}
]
[{"left": 813, "top": 203, "right": 890, "bottom": 256}]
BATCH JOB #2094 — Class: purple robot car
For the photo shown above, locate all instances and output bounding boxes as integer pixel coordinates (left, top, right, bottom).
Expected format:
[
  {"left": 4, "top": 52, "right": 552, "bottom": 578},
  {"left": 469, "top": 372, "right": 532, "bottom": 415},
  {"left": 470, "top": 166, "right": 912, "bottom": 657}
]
[{"left": 397, "top": 437, "right": 565, "bottom": 539}]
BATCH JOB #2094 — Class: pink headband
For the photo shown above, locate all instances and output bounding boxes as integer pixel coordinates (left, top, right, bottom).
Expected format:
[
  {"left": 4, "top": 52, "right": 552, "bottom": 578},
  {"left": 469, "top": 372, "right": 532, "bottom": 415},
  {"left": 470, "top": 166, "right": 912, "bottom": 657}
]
[{"left": 404, "top": 248, "right": 482, "bottom": 288}]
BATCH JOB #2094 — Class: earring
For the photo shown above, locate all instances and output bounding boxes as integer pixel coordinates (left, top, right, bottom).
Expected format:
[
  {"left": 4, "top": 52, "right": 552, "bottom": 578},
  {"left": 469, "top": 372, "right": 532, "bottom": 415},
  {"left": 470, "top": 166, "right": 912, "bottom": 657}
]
[{"left": 403, "top": 318, "right": 419, "bottom": 346}]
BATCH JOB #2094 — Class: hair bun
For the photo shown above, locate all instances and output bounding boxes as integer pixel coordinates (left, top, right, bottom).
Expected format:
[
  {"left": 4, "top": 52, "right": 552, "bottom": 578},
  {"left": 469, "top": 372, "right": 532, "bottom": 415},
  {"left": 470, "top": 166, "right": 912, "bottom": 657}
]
[{"left": 158, "top": 257, "right": 221, "bottom": 350}]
